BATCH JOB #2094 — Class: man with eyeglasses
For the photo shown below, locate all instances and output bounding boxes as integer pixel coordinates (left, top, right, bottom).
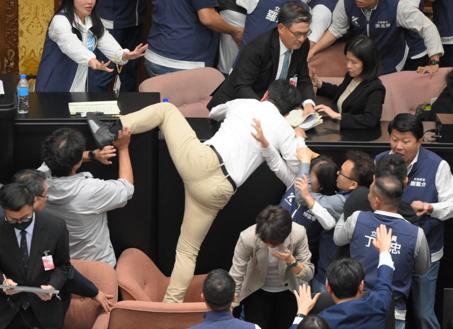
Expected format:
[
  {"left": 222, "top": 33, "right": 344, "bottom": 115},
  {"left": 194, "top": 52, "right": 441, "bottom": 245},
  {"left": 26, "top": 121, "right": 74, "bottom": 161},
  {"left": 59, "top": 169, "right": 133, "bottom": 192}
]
[
  {"left": 208, "top": 2, "right": 316, "bottom": 115},
  {"left": 0, "top": 182, "right": 70, "bottom": 329}
]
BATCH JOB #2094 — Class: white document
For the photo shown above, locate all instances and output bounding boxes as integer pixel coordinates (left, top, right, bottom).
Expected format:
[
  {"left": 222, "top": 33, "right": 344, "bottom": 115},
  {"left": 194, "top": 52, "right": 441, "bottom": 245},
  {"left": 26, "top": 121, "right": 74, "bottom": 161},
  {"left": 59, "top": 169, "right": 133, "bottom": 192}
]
[
  {"left": 286, "top": 109, "right": 323, "bottom": 130},
  {"left": 68, "top": 100, "right": 120, "bottom": 117},
  {"left": 0, "top": 80, "right": 4, "bottom": 95},
  {"left": 0, "top": 284, "right": 59, "bottom": 295}
]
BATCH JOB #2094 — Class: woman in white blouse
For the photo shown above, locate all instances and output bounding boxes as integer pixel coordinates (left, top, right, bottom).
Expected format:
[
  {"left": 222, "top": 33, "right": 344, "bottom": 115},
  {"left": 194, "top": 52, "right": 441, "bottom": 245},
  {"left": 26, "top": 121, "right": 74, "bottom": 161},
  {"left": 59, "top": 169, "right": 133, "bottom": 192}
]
[{"left": 36, "top": 0, "right": 147, "bottom": 92}]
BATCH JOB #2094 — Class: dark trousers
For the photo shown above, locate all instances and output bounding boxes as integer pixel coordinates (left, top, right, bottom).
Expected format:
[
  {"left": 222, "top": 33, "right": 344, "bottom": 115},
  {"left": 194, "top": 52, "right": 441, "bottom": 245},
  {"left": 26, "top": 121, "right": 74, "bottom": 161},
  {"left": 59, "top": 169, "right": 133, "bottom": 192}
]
[
  {"left": 7, "top": 309, "right": 43, "bottom": 329},
  {"left": 440, "top": 45, "right": 453, "bottom": 67},
  {"left": 89, "top": 25, "right": 143, "bottom": 92},
  {"left": 242, "top": 289, "right": 297, "bottom": 329}
]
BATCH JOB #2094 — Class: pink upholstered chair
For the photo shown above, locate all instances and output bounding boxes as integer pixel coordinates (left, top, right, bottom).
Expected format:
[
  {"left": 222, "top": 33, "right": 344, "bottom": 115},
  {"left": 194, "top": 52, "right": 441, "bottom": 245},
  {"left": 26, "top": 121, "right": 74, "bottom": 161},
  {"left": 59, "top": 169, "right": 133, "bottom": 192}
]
[
  {"left": 138, "top": 67, "right": 225, "bottom": 118},
  {"left": 64, "top": 260, "right": 118, "bottom": 329},
  {"left": 379, "top": 68, "right": 451, "bottom": 121},
  {"left": 107, "top": 300, "right": 206, "bottom": 329},
  {"left": 310, "top": 42, "right": 347, "bottom": 78},
  {"left": 114, "top": 248, "right": 208, "bottom": 329}
]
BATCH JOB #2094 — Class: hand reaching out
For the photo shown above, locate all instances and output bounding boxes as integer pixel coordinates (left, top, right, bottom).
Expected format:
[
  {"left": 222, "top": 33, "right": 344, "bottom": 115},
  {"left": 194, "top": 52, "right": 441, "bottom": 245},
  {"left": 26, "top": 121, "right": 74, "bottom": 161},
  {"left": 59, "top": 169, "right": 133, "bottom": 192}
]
[
  {"left": 94, "top": 145, "right": 117, "bottom": 165},
  {"left": 122, "top": 43, "right": 148, "bottom": 61},
  {"left": 88, "top": 59, "right": 114, "bottom": 72},
  {"left": 112, "top": 128, "right": 131, "bottom": 150},
  {"left": 94, "top": 290, "right": 115, "bottom": 313},
  {"left": 372, "top": 224, "right": 393, "bottom": 253},
  {"left": 251, "top": 119, "right": 269, "bottom": 148},
  {"left": 293, "top": 284, "right": 321, "bottom": 316},
  {"left": 315, "top": 104, "right": 341, "bottom": 120}
]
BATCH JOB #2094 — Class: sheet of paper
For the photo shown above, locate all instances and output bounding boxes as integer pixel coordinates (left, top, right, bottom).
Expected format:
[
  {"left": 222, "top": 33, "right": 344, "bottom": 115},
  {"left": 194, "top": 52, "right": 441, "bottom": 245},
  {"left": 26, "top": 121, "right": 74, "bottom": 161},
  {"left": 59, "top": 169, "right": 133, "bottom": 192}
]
[
  {"left": 0, "top": 80, "right": 4, "bottom": 95},
  {"left": 0, "top": 284, "right": 59, "bottom": 295}
]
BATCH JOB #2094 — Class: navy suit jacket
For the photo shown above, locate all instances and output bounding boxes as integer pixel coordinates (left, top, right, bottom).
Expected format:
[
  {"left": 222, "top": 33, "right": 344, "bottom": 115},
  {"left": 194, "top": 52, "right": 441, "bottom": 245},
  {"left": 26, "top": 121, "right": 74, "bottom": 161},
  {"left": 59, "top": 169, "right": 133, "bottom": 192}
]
[{"left": 288, "top": 265, "right": 393, "bottom": 329}]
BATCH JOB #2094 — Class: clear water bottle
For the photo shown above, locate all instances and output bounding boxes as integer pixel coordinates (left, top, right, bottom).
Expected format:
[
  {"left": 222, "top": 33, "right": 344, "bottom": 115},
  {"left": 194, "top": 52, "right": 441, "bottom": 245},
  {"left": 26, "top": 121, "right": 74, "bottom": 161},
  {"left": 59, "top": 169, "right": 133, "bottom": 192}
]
[{"left": 17, "top": 74, "right": 29, "bottom": 114}]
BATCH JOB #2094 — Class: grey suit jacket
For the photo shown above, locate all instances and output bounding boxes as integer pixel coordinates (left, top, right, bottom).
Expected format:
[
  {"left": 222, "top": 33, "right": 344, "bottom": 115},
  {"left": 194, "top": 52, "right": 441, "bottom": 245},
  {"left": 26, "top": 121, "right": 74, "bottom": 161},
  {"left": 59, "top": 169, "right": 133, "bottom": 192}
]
[{"left": 229, "top": 222, "right": 314, "bottom": 302}]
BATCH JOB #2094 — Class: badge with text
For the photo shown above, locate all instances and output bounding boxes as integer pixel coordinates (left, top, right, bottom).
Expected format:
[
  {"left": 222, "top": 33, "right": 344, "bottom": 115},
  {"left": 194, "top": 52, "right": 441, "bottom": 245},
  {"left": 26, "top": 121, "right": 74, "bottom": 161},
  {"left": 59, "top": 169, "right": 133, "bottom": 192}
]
[{"left": 42, "top": 251, "right": 55, "bottom": 271}]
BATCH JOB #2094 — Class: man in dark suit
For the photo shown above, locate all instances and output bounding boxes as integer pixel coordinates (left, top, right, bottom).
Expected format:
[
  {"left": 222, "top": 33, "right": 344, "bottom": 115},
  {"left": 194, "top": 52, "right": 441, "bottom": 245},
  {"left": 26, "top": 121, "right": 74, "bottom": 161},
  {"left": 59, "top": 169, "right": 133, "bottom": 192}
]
[
  {"left": 290, "top": 224, "right": 394, "bottom": 329},
  {"left": 208, "top": 1, "right": 315, "bottom": 114},
  {"left": 0, "top": 183, "right": 70, "bottom": 329}
]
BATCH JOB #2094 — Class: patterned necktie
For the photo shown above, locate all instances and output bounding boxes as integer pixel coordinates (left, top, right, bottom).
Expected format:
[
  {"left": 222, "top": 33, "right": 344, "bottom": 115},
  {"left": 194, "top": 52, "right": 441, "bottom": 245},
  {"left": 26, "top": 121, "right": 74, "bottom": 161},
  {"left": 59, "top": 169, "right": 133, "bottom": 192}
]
[
  {"left": 279, "top": 50, "right": 291, "bottom": 80},
  {"left": 20, "top": 229, "right": 29, "bottom": 270}
]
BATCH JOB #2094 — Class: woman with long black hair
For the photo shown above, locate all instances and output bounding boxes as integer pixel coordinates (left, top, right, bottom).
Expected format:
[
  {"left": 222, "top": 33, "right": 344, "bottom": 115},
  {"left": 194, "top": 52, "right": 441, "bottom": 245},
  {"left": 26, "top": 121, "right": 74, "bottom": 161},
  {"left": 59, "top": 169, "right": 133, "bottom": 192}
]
[{"left": 36, "top": 0, "right": 147, "bottom": 92}]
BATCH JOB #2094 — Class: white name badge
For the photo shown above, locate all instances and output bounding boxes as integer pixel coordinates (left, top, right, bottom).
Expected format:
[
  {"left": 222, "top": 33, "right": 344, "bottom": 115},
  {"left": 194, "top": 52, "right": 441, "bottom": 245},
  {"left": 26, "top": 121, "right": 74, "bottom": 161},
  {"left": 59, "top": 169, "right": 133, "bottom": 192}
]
[{"left": 42, "top": 255, "right": 55, "bottom": 271}]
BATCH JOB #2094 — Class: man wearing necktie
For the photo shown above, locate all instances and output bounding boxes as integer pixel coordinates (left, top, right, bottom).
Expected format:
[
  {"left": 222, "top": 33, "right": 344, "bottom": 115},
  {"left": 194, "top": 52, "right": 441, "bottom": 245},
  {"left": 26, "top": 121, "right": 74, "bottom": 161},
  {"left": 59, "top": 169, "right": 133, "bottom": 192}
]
[
  {"left": 0, "top": 183, "right": 70, "bottom": 329},
  {"left": 208, "top": 1, "right": 316, "bottom": 115}
]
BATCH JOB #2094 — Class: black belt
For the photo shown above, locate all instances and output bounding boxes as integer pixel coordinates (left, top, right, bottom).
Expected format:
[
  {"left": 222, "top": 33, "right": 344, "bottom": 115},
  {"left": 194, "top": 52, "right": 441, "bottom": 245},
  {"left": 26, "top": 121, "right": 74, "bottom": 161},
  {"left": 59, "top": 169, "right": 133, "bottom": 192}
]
[{"left": 209, "top": 145, "right": 237, "bottom": 191}]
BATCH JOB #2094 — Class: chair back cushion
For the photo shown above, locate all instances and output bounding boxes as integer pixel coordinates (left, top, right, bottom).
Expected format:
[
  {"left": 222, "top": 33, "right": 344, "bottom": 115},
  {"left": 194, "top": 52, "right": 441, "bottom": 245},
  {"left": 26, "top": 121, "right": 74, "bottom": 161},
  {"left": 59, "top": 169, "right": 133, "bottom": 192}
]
[
  {"left": 139, "top": 68, "right": 225, "bottom": 118},
  {"left": 108, "top": 300, "right": 207, "bottom": 329},
  {"left": 379, "top": 68, "right": 450, "bottom": 121},
  {"left": 64, "top": 260, "right": 118, "bottom": 329}
]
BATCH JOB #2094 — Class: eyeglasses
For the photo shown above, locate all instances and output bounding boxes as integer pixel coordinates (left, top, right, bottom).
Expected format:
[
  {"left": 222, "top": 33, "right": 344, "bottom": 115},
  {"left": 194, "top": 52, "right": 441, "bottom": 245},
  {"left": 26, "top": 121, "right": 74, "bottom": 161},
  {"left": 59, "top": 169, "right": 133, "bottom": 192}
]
[
  {"left": 4, "top": 214, "right": 33, "bottom": 224},
  {"left": 337, "top": 170, "right": 356, "bottom": 182},
  {"left": 287, "top": 28, "right": 312, "bottom": 39}
]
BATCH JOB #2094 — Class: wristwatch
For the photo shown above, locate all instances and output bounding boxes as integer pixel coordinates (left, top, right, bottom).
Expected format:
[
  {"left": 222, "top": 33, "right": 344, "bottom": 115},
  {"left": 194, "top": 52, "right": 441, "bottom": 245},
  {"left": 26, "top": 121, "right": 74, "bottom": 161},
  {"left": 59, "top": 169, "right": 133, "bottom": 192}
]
[
  {"left": 88, "top": 150, "right": 96, "bottom": 161},
  {"left": 288, "top": 259, "right": 298, "bottom": 269},
  {"left": 430, "top": 59, "right": 440, "bottom": 66}
]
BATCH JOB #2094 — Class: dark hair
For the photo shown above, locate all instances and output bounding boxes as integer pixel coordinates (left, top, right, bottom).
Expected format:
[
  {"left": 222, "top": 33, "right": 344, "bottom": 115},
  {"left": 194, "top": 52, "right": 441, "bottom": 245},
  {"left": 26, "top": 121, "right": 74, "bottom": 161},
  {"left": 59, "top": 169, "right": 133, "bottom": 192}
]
[
  {"left": 373, "top": 176, "right": 403, "bottom": 209},
  {"left": 41, "top": 128, "right": 86, "bottom": 177},
  {"left": 344, "top": 35, "right": 379, "bottom": 81},
  {"left": 326, "top": 258, "right": 364, "bottom": 299},
  {"left": 297, "top": 315, "right": 331, "bottom": 329},
  {"left": 310, "top": 156, "right": 338, "bottom": 195},
  {"left": 13, "top": 169, "right": 47, "bottom": 197},
  {"left": 375, "top": 154, "right": 407, "bottom": 184},
  {"left": 203, "top": 269, "right": 235, "bottom": 311},
  {"left": 268, "top": 80, "right": 302, "bottom": 115},
  {"left": 346, "top": 151, "right": 375, "bottom": 187},
  {"left": 56, "top": 0, "right": 104, "bottom": 39},
  {"left": 256, "top": 205, "right": 292, "bottom": 245},
  {"left": 278, "top": 1, "right": 312, "bottom": 26},
  {"left": 387, "top": 113, "right": 424, "bottom": 140},
  {"left": 0, "top": 183, "right": 35, "bottom": 211}
]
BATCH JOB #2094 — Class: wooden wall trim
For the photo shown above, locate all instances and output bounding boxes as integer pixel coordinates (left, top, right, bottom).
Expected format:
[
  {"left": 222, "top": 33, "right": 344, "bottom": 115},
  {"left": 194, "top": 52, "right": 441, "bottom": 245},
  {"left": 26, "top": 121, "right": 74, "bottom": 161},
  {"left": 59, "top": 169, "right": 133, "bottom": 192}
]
[{"left": 0, "top": 0, "right": 19, "bottom": 74}]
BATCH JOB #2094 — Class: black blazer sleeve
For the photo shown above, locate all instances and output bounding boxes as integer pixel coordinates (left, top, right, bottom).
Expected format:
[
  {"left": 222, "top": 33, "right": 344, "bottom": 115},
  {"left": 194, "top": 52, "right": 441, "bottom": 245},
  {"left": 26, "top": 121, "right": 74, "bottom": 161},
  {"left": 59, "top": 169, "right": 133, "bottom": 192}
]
[
  {"left": 47, "top": 220, "right": 70, "bottom": 290},
  {"left": 317, "top": 75, "right": 351, "bottom": 100},
  {"left": 65, "top": 266, "right": 99, "bottom": 298},
  {"left": 293, "top": 41, "right": 315, "bottom": 102},
  {"left": 340, "top": 85, "right": 385, "bottom": 130}
]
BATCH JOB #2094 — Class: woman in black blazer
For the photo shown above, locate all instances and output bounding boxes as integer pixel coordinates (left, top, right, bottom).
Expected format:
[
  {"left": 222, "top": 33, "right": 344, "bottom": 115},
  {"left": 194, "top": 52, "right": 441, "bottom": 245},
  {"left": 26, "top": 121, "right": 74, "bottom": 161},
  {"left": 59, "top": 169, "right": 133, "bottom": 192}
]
[{"left": 312, "top": 35, "right": 386, "bottom": 130}]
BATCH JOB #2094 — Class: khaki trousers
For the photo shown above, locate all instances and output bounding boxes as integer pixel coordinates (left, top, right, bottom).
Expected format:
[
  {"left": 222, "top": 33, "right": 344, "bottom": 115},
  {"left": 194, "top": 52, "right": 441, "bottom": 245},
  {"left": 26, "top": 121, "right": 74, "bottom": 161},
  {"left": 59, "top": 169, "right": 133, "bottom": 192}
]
[{"left": 121, "top": 103, "right": 235, "bottom": 302}]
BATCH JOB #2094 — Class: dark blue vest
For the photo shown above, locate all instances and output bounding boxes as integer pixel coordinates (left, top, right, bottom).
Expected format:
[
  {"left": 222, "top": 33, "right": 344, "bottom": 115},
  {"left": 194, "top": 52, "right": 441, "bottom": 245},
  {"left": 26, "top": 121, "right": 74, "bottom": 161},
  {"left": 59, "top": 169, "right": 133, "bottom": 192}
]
[
  {"left": 432, "top": 0, "right": 453, "bottom": 39},
  {"left": 36, "top": 13, "right": 97, "bottom": 92},
  {"left": 344, "top": 0, "right": 407, "bottom": 74},
  {"left": 350, "top": 211, "right": 418, "bottom": 309},
  {"left": 314, "top": 191, "right": 350, "bottom": 284},
  {"left": 96, "top": 0, "right": 147, "bottom": 28},
  {"left": 376, "top": 148, "right": 443, "bottom": 254},
  {"left": 405, "top": 0, "right": 426, "bottom": 58},
  {"left": 241, "top": 0, "right": 288, "bottom": 46},
  {"left": 190, "top": 311, "right": 256, "bottom": 329},
  {"left": 279, "top": 185, "right": 323, "bottom": 256},
  {"left": 148, "top": 0, "right": 219, "bottom": 66}
]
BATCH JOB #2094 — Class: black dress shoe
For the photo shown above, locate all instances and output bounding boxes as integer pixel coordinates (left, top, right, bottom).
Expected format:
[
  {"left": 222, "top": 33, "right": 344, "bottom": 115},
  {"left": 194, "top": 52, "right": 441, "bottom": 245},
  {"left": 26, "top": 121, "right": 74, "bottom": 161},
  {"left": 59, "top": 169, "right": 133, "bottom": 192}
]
[{"left": 86, "top": 112, "right": 116, "bottom": 148}]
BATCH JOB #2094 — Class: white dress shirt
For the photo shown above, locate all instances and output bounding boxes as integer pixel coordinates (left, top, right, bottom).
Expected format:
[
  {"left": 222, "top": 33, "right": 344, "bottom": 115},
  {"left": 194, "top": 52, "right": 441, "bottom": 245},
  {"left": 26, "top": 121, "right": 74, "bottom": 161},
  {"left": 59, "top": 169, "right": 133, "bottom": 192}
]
[
  {"left": 14, "top": 215, "right": 35, "bottom": 256},
  {"left": 48, "top": 14, "right": 128, "bottom": 91},
  {"left": 207, "top": 99, "right": 305, "bottom": 187}
]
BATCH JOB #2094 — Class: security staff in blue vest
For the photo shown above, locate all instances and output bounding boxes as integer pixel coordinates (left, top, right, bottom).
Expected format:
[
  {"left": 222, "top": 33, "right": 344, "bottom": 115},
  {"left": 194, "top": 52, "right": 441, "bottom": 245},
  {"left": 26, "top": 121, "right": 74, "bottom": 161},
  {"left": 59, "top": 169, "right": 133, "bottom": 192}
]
[
  {"left": 334, "top": 174, "right": 430, "bottom": 329},
  {"left": 239, "top": 0, "right": 337, "bottom": 46},
  {"left": 190, "top": 269, "right": 260, "bottom": 329},
  {"left": 308, "top": 0, "right": 444, "bottom": 75},
  {"left": 144, "top": 0, "right": 244, "bottom": 76},
  {"left": 36, "top": 0, "right": 147, "bottom": 92},
  {"left": 291, "top": 224, "right": 395, "bottom": 329},
  {"left": 377, "top": 113, "right": 453, "bottom": 329},
  {"left": 88, "top": 0, "right": 147, "bottom": 92},
  {"left": 431, "top": 0, "right": 453, "bottom": 67}
]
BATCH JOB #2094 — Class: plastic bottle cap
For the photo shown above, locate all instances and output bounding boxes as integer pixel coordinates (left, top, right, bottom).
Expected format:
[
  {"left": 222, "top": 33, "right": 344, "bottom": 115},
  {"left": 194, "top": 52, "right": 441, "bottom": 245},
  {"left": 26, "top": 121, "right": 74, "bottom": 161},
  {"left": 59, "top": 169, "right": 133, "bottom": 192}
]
[
  {"left": 20, "top": 74, "right": 27, "bottom": 79},
  {"left": 162, "top": 98, "right": 169, "bottom": 103}
]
